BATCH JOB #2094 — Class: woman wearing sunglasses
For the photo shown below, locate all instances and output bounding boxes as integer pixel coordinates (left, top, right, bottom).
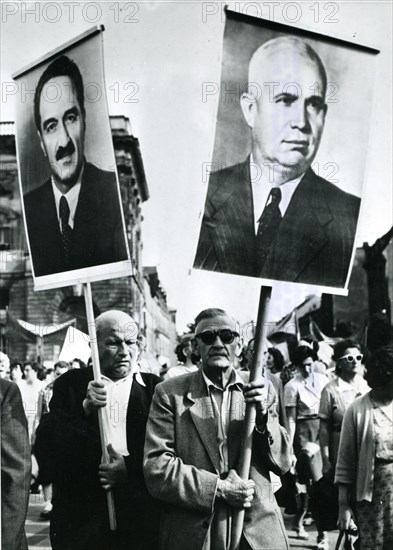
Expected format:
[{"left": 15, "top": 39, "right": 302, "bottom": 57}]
[
  {"left": 319, "top": 340, "right": 368, "bottom": 478},
  {"left": 335, "top": 345, "right": 393, "bottom": 550},
  {"left": 317, "top": 340, "right": 369, "bottom": 540}
]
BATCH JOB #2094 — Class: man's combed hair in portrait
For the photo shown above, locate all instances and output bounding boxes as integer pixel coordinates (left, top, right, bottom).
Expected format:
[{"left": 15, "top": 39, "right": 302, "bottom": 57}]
[{"left": 34, "top": 55, "right": 86, "bottom": 132}]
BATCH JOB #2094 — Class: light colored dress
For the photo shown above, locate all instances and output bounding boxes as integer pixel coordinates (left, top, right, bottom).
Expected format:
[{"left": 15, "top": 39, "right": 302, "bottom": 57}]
[
  {"left": 284, "top": 372, "right": 328, "bottom": 456},
  {"left": 319, "top": 375, "right": 369, "bottom": 466},
  {"left": 355, "top": 399, "right": 393, "bottom": 550}
]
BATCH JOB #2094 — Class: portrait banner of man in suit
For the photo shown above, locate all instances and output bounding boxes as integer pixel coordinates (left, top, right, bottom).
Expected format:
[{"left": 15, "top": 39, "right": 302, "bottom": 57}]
[
  {"left": 13, "top": 26, "right": 131, "bottom": 291},
  {"left": 194, "top": 9, "right": 379, "bottom": 293}
]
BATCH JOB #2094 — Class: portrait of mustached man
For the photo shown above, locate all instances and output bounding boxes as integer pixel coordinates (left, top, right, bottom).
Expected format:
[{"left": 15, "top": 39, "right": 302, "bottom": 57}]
[{"left": 24, "top": 55, "right": 128, "bottom": 277}]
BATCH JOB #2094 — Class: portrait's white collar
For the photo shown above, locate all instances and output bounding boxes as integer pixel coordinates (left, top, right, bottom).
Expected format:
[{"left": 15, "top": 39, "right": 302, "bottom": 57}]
[
  {"left": 249, "top": 154, "right": 304, "bottom": 232},
  {"left": 51, "top": 163, "right": 85, "bottom": 229}
]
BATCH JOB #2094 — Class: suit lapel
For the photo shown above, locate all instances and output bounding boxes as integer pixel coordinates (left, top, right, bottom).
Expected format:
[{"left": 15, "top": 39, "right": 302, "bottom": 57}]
[
  {"left": 126, "top": 374, "right": 150, "bottom": 450},
  {"left": 33, "top": 180, "right": 63, "bottom": 245},
  {"left": 262, "top": 169, "right": 332, "bottom": 280},
  {"left": 73, "top": 162, "right": 96, "bottom": 233},
  {"left": 187, "top": 371, "right": 220, "bottom": 473},
  {"left": 208, "top": 159, "right": 255, "bottom": 275}
]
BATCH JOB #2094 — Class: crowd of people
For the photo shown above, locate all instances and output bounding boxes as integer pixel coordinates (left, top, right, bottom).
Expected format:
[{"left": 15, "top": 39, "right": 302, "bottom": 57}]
[{"left": 1, "top": 311, "right": 392, "bottom": 550}]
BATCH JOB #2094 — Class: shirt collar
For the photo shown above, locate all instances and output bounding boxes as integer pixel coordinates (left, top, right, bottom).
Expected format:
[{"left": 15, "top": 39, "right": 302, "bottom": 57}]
[
  {"left": 201, "top": 366, "right": 244, "bottom": 393},
  {"left": 101, "top": 370, "right": 145, "bottom": 387},
  {"left": 337, "top": 375, "right": 361, "bottom": 393},
  {"left": 51, "top": 163, "right": 84, "bottom": 229},
  {"left": 250, "top": 154, "right": 304, "bottom": 233}
]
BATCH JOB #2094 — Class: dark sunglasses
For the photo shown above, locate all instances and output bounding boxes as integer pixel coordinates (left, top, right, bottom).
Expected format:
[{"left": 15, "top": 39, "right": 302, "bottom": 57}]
[
  {"left": 195, "top": 329, "right": 239, "bottom": 345},
  {"left": 338, "top": 353, "right": 363, "bottom": 363}
]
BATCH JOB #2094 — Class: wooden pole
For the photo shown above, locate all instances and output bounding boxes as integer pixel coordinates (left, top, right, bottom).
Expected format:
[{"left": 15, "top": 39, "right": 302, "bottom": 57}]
[
  {"left": 230, "top": 285, "right": 272, "bottom": 550},
  {"left": 83, "top": 283, "right": 117, "bottom": 531}
]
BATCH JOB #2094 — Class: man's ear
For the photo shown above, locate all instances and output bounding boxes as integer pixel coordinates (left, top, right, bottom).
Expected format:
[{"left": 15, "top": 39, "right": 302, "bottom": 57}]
[
  {"left": 192, "top": 338, "right": 201, "bottom": 360},
  {"left": 240, "top": 92, "right": 257, "bottom": 129},
  {"left": 38, "top": 131, "right": 47, "bottom": 158},
  {"left": 235, "top": 338, "right": 244, "bottom": 358}
]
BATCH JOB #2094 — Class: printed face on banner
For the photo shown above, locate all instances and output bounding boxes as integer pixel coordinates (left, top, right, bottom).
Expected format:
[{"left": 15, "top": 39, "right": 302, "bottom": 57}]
[
  {"left": 241, "top": 45, "right": 327, "bottom": 179},
  {"left": 14, "top": 30, "right": 131, "bottom": 291},
  {"left": 193, "top": 13, "right": 378, "bottom": 294},
  {"left": 38, "top": 76, "right": 86, "bottom": 192}
]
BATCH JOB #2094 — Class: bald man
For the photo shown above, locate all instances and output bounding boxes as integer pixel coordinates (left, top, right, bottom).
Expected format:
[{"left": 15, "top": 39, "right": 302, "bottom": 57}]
[
  {"left": 47, "top": 311, "right": 161, "bottom": 550},
  {"left": 194, "top": 37, "right": 360, "bottom": 287}
]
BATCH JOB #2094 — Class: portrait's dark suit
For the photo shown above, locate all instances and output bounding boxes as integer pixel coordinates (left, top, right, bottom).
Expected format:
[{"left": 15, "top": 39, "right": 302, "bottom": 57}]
[
  {"left": 42, "top": 366, "right": 161, "bottom": 550},
  {"left": 194, "top": 159, "right": 361, "bottom": 287},
  {"left": 24, "top": 162, "right": 128, "bottom": 277},
  {"left": 1, "top": 379, "right": 31, "bottom": 550},
  {"left": 144, "top": 369, "right": 291, "bottom": 550}
]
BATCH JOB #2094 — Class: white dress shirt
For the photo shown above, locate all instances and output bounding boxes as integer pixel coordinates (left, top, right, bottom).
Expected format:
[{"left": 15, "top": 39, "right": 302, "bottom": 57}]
[
  {"left": 100, "top": 371, "right": 146, "bottom": 456},
  {"left": 52, "top": 169, "right": 83, "bottom": 229},
  {"left": 250, "top": 155, "right": 304, "bottom": 235}
]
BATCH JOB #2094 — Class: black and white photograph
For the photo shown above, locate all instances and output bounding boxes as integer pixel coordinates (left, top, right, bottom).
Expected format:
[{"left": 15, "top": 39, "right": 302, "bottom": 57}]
[
  {"left": 194, "top": 10, "right": 378, "bottom": 291},
  {"left": 0, "top": 3, "right": 392, "bottom": 550},
  {"left": 13, "top": 27, "right": 130, "bottom": 290}
]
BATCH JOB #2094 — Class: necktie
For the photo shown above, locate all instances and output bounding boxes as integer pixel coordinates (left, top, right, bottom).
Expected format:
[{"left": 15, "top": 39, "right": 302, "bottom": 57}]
[
  {"left": 255, "top": 187, "right": 282, "bottom": 272},
  {"left": 59, "top": 195, "right": 72, "bottom": 264}
]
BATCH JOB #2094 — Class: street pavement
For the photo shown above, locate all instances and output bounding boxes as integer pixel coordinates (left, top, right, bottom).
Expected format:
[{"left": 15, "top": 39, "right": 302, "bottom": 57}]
[
  {"left": 26, "top": 493, "right": 341, "bottom": 550},
  {"left": 26, "top": 493, "right": 51, "bottom": 550}
]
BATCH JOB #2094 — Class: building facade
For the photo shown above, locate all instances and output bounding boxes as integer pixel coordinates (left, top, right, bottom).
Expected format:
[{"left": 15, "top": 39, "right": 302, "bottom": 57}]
[{"left": 143, "top": 267, "right": 177, "bottom": 371}]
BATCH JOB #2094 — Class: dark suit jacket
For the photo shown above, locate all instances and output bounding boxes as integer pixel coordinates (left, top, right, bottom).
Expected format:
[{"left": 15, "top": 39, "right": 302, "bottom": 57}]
[
  {"left": 24, "top": 162, "right": 128, "bottom": 277},
  {"left": 44, "top": 367, "right": 160, "bottom": 550},
  {"left": 1, "top": 379, "right": 31, "bottom": 550},
  {"left": 144, "top": 369, "right": 291, "bottom": 550},
  {"left": 194, "top": 159, "right": 361, "bottom": 287}
]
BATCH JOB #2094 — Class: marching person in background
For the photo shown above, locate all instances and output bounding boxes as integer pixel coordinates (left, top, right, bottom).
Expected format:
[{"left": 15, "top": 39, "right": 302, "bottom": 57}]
[
  {"left": 265, "top": 346, "right": 285, "bottom": 376},
  {"left": 284, "top": 344, "right": 329, "bottom": 548},
  {"left": 34, "top": 360, "right": 71, "bottom": 520},
  {"left": 319, "top": 340, "right": 369, "bottom": 476},
  {"left": 144, "top": 308, "right": 291, "bottom": 550},
  {"left": 19, "top": 361, "right": 45, "bottom": 444},
  {"left": 0, "top": 351, "right": 11, "bottom": 380},
  {"left": 1, "top": 377, "right": 31, "bottom": 550},
  {"left": 245, "top": 339, "right": 287, "bottom": 429},
  {"left": 317, "top": 340, "right": 368, "bottom": 536},
  {"left": 19, "top": 360, "right": 45, "bottom": 494},
  {"left": 336, "top": 346, "right": 393, "bottom": 550},
  {"left": 164, "top": 334, "right": 198, "bottom": 379},
  {"left": 71, "top": 358, "right": 87, "bottom": 369},
  {"left": 10, "top": 361, "right": 24, "bottom": 387},
  {"left": 47, "top": 310, "right": 161, "bottom": 550}
]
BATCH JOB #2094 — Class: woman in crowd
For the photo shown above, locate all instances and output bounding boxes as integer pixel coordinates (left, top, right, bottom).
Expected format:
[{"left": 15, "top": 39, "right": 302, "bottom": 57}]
[
  {"left": 164, "top": 334, "right": 198, "bottom": 379},
  {"left": 19, "top": 361, "right": 45, "bottom": 444},
  {"left": 319, "top": 340, "right": 369, "bottom": 476},
  {"left": 10, "top": 361, "right": 24, "bottom": 387},
  {"left": 336, "top": 345, "right": 393, "bottom": 550},
  {"left": 284, "top": 344, "right": 329, "bottom": 548},
  {"left": 265, "top": 347, "right": 285, "bottom": 375}
]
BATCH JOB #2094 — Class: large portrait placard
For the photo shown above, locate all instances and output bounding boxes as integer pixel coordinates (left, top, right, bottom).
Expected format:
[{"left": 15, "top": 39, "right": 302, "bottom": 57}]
[
  {"left": 193, "top": 9, "right": 379, "bottom": 294},
  {"left": 13, "top": 26, "right": 131, "bottom": 291}
]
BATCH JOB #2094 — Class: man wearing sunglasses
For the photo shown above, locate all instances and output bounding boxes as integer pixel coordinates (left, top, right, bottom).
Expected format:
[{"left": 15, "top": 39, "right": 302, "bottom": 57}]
[{"left": 144, "top": 308, "right": 291, "bottom": 550}]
